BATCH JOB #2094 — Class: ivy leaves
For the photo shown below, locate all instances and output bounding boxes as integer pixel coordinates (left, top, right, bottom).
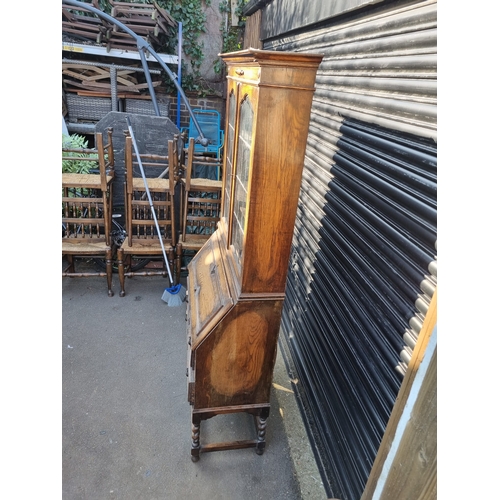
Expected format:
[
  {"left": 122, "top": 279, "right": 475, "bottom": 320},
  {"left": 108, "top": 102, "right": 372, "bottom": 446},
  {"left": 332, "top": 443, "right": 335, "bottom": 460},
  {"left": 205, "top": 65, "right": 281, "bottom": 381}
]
[
  {"left": 94, "top": 1, "right": 248, "bottom": 95},
  {"left": 159, "top": 0, "right": 207, "bottom": 80}
]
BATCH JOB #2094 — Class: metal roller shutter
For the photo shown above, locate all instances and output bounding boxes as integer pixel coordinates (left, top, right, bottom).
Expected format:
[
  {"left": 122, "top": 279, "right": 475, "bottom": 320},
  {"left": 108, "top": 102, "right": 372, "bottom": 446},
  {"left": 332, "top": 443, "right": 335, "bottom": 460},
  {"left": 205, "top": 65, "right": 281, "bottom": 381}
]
[
  {"left": 265, "top": 0, "right": 437, "bottom": 139},
  {"left": 263, "top": 1, "right": 437, "bottom": 498}
]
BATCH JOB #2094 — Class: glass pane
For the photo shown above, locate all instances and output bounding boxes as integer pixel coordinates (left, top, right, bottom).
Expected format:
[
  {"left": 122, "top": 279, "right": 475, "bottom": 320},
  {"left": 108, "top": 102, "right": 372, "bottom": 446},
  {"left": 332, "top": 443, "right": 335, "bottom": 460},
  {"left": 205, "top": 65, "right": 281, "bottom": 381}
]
[
  {"left": 232, "top": 96, "right": 253, "bottom": 268},
  {"left": 223, "top": 90, "right": 236, "bottom": 221}
]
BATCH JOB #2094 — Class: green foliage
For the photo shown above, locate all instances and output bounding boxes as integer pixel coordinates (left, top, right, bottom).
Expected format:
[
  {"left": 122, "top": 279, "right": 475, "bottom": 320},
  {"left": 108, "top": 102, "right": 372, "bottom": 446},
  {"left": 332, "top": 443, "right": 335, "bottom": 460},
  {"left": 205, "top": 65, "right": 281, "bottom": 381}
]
[
  {"left": 62, "top": 134, "right": 98, "bottom": 174},
  {"left": 93, "top": 1, "right": 209, "bottom": 93},
  {"left": 164, "top": 0, "right": 208, "bottom": 71},
  {"left": 170, "top": 67, "right": 217, "bottom": 97},
  {"left": 214, "top": 0, "right": 247, "bottom": 75},
  {"left": 91, "top": 1, "right": 250, "bottom": 95},
  {"left": 159, "top": 0, "right": 219, "bottom": 95}
]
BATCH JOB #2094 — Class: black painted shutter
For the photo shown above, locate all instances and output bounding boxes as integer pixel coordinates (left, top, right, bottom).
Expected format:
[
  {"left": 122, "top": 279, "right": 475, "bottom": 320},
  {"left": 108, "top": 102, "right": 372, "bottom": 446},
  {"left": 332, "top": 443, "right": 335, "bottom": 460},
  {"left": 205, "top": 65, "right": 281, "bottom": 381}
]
[{"left": 264, "top": 1, "right": 438, "bottom": 498}]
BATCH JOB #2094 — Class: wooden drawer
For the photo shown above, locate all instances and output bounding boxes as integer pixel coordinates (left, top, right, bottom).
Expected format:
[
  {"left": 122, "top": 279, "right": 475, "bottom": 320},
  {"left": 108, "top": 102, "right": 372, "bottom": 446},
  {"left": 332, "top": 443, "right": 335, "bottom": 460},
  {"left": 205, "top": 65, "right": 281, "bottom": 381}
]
[{"left": 227, "top": 65, "right": 261, "bottom": 83}]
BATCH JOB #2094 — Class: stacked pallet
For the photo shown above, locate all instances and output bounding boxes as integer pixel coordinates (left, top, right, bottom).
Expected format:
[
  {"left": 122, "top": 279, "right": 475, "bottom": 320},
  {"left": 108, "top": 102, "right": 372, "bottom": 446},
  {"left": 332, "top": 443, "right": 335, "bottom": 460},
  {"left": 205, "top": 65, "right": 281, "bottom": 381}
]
[
  {"left": 62, "top": 0, "right": 176, "bottom": 53},
  {"left": 62, "top": 62, "right": 161, "bottom": 95}
]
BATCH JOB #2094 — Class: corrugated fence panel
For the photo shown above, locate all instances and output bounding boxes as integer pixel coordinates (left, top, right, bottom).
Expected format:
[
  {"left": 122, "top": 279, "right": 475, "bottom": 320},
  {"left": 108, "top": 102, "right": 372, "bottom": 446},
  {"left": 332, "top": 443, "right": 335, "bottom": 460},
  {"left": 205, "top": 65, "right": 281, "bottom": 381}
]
[
  {"left": 264, "top": 1, "right": 437, "bottom": 498},
  {"left": 243, "top": 9, "right": 263, "bottom": 49}
]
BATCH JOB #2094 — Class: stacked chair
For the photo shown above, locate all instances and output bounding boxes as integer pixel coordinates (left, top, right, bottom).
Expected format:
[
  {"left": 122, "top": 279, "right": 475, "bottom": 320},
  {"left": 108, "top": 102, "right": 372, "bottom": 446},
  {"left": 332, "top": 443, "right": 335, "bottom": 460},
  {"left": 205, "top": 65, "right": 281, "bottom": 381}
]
[
  {"left": 62, "top": 119, "right": 224, "bottom": 296},
  {"left": 178, "top": 138, "right": 223, "bottom": 253},
  {"left": 62, "top": 127, "right": 116, "bottom": 296},
  {"left": 117, "top": 132, "right": 181, "bottom": 297}
]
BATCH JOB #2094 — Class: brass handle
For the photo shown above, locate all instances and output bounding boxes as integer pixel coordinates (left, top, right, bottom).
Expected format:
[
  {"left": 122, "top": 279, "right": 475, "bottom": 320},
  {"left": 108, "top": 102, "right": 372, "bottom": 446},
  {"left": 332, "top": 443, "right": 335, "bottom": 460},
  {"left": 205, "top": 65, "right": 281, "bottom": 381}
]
[{"left": 235, "top": 69, "right": 244, "bottom": 76}]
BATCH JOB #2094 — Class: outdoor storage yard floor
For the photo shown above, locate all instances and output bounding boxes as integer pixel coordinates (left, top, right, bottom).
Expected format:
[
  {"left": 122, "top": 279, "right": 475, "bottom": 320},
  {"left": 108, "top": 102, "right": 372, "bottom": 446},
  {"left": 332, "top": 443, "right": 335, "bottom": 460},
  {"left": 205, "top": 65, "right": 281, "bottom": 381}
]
[{"left": 62, "top": 269, "right": 325, "bottom": 499}]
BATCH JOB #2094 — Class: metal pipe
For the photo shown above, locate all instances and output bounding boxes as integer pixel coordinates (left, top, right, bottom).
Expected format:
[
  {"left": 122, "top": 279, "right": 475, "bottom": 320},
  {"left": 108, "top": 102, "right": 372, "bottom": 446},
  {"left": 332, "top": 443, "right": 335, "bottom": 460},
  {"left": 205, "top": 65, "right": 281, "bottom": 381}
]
[
  {"left": 62, "top": 0, "right": 208, "bottom": 146},
  {"left": 177, "top": 22, "right": 182, "bottom": 129},
  {"left": 110, "top": 65, "right": 117, "bottom": 111},
  {"left": 138, "top": 46, "right": 161, "bottom": 116}
]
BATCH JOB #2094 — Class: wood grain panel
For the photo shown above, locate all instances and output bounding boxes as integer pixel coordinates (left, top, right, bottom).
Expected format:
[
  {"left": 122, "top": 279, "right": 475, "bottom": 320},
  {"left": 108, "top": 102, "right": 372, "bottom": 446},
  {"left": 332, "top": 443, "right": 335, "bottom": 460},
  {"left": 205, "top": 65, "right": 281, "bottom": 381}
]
[
  {"left": 193, "top": 299, "right": 283, "bottom": 409},
  {"left": 210, "top": 310, "right": 267, "bottom": 396},
  {"left": 188, "top": 235, "right": 232, "bottom": 345}
]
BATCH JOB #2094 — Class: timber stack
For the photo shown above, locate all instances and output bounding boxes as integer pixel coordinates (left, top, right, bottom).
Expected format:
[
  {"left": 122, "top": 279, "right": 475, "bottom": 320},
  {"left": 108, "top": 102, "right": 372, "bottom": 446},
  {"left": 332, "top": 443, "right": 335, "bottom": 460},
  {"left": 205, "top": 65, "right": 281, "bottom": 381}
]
[{"left": 62, "top": 0, "right": 176, "bottom": 53}]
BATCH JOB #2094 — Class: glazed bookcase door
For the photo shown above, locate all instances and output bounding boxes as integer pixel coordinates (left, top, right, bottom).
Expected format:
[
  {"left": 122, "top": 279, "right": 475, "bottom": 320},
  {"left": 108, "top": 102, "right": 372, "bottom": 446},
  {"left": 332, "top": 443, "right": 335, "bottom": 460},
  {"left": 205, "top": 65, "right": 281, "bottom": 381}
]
[
  {"left": 222, "top": 87, "right": 236, "bottom": 223},
  {"left": 222, "top": 79, "right": 258, "bottom": 279},
  {"left": 231, "top": 95, "right": 253, "bottom": 270}
]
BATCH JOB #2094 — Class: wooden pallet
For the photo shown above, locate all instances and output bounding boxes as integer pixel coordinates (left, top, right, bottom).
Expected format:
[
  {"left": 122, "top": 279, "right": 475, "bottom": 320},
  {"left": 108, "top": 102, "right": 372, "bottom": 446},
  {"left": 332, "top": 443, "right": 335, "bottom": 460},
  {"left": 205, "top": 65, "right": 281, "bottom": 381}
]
[
  {"left": 62, "top": 63, "right": 161, "bottom": 94},
  {"left": 62, "top": 0, "right": 176, "bottom": 53}
]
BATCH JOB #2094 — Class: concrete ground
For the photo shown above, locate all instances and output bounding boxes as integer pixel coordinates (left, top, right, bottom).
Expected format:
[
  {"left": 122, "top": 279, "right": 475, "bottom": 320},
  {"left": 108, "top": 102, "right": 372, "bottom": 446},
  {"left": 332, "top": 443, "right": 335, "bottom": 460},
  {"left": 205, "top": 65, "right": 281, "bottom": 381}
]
[{"left": 62, "top": 261, "right": 326, "bottom": 499}]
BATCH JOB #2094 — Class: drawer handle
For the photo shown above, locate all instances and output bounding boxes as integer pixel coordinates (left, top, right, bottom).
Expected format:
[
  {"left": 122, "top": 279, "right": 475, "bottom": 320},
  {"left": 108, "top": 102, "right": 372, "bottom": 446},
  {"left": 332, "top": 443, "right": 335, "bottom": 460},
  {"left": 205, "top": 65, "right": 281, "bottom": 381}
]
[{"left": 235, "top": 69, "right": 244, "bottom": 76}]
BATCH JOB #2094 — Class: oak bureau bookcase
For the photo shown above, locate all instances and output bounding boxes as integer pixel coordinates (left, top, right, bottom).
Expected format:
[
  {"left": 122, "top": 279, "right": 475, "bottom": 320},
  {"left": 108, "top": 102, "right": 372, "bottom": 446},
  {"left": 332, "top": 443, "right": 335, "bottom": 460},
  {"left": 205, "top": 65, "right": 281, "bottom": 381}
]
[{"left": 185, "top": 48, "right": 323, "bottom": 461}]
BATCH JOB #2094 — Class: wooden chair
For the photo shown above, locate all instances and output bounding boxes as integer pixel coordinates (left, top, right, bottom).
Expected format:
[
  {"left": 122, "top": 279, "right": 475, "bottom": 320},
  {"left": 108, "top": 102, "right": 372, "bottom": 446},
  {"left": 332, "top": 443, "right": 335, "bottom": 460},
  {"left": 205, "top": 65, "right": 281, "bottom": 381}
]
[
  {"left": 179, "top": 138, "right": 223, "bottom": 252},
  {"left": 117, "top": 133, "right": 180, "bottom": 297},
  {"left": 62, "top": 128, "right": 115, "bottom": 296}
]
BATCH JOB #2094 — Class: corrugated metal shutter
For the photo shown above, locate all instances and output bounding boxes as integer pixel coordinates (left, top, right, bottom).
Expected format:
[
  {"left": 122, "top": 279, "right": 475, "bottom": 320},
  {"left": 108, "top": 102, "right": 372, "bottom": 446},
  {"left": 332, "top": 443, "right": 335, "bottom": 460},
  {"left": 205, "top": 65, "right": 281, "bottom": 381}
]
[
  {"left": 265, "top": 0, "right": 437, "bottom": 140},
  {"left": 263, "top": 1, "right": 437, "bottom": 498}
]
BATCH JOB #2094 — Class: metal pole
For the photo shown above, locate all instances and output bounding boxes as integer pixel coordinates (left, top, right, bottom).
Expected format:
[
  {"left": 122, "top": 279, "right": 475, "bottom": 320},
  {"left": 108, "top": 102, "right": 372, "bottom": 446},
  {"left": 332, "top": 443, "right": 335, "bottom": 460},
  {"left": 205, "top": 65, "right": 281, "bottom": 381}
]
[
  {"left": 177, "top": 22, "right": 182, "bottom": 129},
  {"left": 138, "top": 47, "right": 161, "bottom": 116},
  {"left": 110, "top": 66, "right": 117, "bottom": 111}
]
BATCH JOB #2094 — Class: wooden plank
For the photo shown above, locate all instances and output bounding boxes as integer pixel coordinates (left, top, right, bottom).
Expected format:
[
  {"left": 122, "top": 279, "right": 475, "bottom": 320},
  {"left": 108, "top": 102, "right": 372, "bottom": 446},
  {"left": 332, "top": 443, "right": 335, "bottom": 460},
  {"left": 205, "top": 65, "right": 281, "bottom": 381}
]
[
  {"left": 112, "top": 6, "right": 155, "bottom": 18},
  {"left": 153, "top": 2, "right": 177, "bottom": 27},
  {"left": 109, "top": 0, "right": 153, "bottom": 6},
  {"left": 62, "top": 22, "right": 101, "bottom": 35},
  {"left": 112, "top": 24, "right": 154, "bottom": 35},
  {"left": 361, "top": 290, "right": 437, "bottom": 500},
  {"left": 230, "top": 0, "right": 239, "bottom": 26},
  {"left": 201, "top": 440, "right": 257, "bottom": 453},
  {"left": 155, "top": 17, "right": 171, "bottom": 36},
  {"left": 62, "top": 66, "right": 109, "bottom": 80},
  {"left": 63, "top": 78, "right": 160, "bottom": 93},
  {"left": 62, "top": 28, "right": 99, "bottom": 42},
  {"left": 62, "top": 65, "right": 139, "bottom": 86},
  {"left": 62, "top": 10, "right": 103, "bottom": 25},
  {"left": 377, "top": 347, "right": 437, "bottom": 500},
  {"left": 68, "top": 90, "right": 155, "bottom": 99},
  {"left": 62, "top": 7, "right": 75, "bottom": 22},
  {"left": 114, "top": 14, "right": 157, "bottom": 25}
]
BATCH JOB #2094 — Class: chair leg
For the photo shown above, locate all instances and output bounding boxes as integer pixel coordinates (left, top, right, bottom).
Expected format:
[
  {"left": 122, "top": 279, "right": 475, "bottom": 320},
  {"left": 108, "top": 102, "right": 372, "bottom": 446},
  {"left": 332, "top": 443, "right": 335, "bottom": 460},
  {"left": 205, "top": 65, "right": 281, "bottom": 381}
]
[
  {"left": 117, "top": 248, "right": 126, "bottom": 297},
  {"left": 175, "top": 243, "right": 182, "bottom": 284},
  {"left": 168, "top": 247, "right": 175, "bottom": 283},
  {"left": 191, "top": 414, "right": 201, "bottom": 462},
  {"left": 182, "top": 193, "right": 188, "bottom": 243},
  {"left": 66, "top": 254, "right": 75, "bottom": 274},
  {"left": 105, "top": 247, "right": 114, "bottom": 297},
  {"left": 255, "top": 408, "right": 269, "bottom": 455}
]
